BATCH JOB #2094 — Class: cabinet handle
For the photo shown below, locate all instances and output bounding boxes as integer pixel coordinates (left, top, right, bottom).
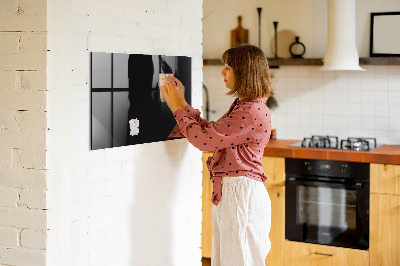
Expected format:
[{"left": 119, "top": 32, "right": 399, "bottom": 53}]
[{"left": 314, "top": 252, "right": 335, "bottom": 257}]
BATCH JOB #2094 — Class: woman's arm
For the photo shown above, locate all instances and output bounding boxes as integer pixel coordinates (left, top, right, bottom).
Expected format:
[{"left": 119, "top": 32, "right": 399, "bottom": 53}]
[{"left": 168, "top": 102, "right": 212, "bottom": 138}]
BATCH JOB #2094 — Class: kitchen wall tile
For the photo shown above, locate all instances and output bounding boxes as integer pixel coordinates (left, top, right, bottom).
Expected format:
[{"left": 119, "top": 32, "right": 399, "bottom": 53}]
[
  {"left": 374, "top": 65, "right": 388, "bottom": 77},
  {"left": 323, "top": 115, "right": 336, "bottom": 129},
  {"left": 361, "top": 73, "right": 374, "bottom": 91},
  {"left": 323, "top": 86, "right": 336, "bottom": 103},
  {"left": 361, "top": 103, "right": 374, "bottom": 117},
  {"left": 361, "top": 90, "right": 374, "bottom": 103},
  {"left": 310, "top": 66, "right": 323, "bottom": 77},
  {"left": 323, "top": 103, "right": 336, "bottom": 115},
  {"left": 311, "top": 102, "right": 324, "bottom": 113},
  {"left": 336, "top": 128, "right": 349, "bottom": 140},
  {"left": 336, "top": 103, "right": 349, "bottom": 116},
  {"left": 286, "top": 77, "right": 299, "bottom": 89},
  {"left": 311, "top": 127, "right": 324, "bottom": 136},
  {"left": 388, "top": 91, "right": 400, "bottom": 104},
  {"left": 362, "top": 116, "right": 375, "bottom": 130},
  {"left": 374, "top": 77, "right": 388, "bottom": 91},
  {"left": 298, "top": 67, "right": 311, "bottom": 78},
  {"left": 374, "top": 90, "right": 388, "bottom": 104},
  {"left": 388, "top": 131, "right": 400, "bottom": 143},
  {"left": 374, "top": 117, "right": 389, "bottom": 130},
  {"left": 389, "top": 104, "right": 400, "bottom": 117},
  {"left": 348, "top": 103, "right": 362, "bottom": 116},
  {"left": 374, "top": 130, "right": 389, "bottom": 144},
  {"left": 349, "top": 128, "right": 362, "bottom": 137},
  {"left": 335, "top": 72, "right": 349, "bottom": 90},
  {"left": 388, "top": 65, "right": 400, "bottom": 76},
  {"left": 285, "top": 66, "right": 298, "bottom": 77},
  {"left": 311, "top": 86, "right": 323, "bottom": 101},
  {"left": 298, "top": 77, "right": 311, "bottom": 89},
  {"left": 375, "top": 104, "right": 389, "bottom": 117},
  {"left": 388, "top": 117, "right": 400, "bottom": 131},
  {"left": 322, "top": 70, "right": 335, "bottom": 78},
  {"left": 311, "top": 114, "right": 324, "bottom": 129},
  {"left": 273, "top": 76, "right": 286, "bottom": 90},
  {"left": 310, "top": 77, "right": 324, "bottom": 90},
  {"left": 336, "top": 115, "right": 348, "bottom": 129},
  {"left": 348, "top": 90, "right": 362, "bottom": 103},
  {"left": 349, "top": 116, "right": 362, "bottom": 129},
  {"left": 388, "top": 75, "right": 400, "bottom": 91},
  {"left": 336, "top": 90, "right": 349, "bottom": 103},
  {"left": 362, "top": 129, "right": 375, "bottom": 138}
]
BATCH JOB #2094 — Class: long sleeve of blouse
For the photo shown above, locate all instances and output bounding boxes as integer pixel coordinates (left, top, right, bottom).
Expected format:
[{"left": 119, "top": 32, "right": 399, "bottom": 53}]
[
  {"left": 168, "top": 104, "right": 210, "bottom": 138},
  {"left": 170, "top": 97, "right": 272, "bottom": 206}
]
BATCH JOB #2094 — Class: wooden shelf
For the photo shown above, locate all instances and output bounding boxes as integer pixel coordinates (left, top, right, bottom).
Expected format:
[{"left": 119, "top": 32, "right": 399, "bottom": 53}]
[
  {"left": 203, "top": 57, "right": 400, "bottom": 67},
  {"left": 359, "top": 57, "right": 400, "bottom": 65},
  {"left": 203, "top": 58, "right": 323, "bottom": 67}
]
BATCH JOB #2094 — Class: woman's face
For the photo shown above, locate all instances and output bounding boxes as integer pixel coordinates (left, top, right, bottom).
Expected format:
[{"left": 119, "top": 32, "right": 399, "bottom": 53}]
[{"left": 220, "top": 64, "right": 235, "bottom": 89}]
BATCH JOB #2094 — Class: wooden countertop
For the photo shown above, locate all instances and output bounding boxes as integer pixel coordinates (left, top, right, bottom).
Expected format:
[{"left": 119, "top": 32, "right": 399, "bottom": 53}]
[{"left": 263, "top": 139, "right": 400, "bottom": 165}]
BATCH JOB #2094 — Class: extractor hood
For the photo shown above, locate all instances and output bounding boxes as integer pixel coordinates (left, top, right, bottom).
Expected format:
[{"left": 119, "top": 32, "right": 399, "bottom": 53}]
[{"left": 320, "top": 0, "right": 365, "bottom": 71}]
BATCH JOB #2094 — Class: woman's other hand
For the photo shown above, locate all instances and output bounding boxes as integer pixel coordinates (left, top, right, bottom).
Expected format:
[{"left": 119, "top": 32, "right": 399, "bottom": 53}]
[{"left": 171, "top": 76, "right": 187, "bottom": 107}]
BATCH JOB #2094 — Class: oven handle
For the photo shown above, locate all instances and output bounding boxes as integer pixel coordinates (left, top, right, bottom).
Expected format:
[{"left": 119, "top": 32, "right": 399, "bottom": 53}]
[{"left": 286, "top": 177, "right": 364, "bottom": 189}]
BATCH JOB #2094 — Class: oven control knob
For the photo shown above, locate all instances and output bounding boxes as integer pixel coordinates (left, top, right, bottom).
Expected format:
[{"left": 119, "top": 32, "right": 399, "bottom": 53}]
[
  {"left": 340, "top": 164, "right": 347, "bottom": 174},
  {"left": 304, "top": 161, "right": 312, "bottom": 171}
]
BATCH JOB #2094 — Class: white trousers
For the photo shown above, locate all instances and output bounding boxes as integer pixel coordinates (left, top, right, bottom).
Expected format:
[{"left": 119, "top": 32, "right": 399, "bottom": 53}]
[{"left": 211, "top": 176, "right": 272, "bottom": 266}]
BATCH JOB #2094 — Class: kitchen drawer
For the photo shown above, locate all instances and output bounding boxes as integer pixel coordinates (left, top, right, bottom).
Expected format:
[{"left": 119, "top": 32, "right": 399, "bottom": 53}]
[{"left": 284, "top": 241, "right": 369, "bottom": 266}]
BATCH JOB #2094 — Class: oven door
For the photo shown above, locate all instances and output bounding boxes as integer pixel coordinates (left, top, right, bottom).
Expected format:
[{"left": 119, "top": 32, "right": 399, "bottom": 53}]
[{"left": 285, "top": 177, "right": 369, "bottom": 250}]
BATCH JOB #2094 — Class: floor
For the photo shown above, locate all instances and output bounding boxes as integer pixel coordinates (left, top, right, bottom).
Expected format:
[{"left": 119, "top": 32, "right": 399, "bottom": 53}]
[{"left": 202, "top": 257, "right": 211, "bottom": 266}]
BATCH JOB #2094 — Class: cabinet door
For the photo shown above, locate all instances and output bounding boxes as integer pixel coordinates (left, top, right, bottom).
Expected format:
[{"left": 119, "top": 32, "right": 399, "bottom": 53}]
[
  {"left": 264, "top": 184, "right": 284, "bottom": 266},
  {"left": 261, "top": 156, "right": 285, "bottom": 185},
  {"left": 370, "top": 163, "right": 400, "bottom": 195},
  {"left": 370, "top": 193, "right": 400, "bottom": 266},
  {"left": 284, "top": 241, "right": 369, "bottom": 266},
  {"left": 202, "top": 152, "right": 213, "bottom": 258}
]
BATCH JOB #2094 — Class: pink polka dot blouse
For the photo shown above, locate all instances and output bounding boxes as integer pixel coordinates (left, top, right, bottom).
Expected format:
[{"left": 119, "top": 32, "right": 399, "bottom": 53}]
[{"left": 168, "top": 97, "right": 272, "bottom": 206}]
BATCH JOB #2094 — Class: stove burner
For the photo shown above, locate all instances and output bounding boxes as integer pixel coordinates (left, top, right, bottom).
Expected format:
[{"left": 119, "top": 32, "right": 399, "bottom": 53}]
[
  {"left": 294, "top": 136, "right": 379, "bottom": 151},
  {"left": 301, "top": 135, "right": 339, "bottom": 149},
  {"left": 340, "top": 137, "right": 377, "bottom": 151}
]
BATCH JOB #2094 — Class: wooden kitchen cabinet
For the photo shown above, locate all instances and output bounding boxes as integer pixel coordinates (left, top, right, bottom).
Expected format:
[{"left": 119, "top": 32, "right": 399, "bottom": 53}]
[
  {"left": 370, "top": 193, "right": 400, "bottom": 266},
  {"left": 202, "top": 151, "right": 214, "bottom": 258},
  {"left": 261, "top": 156, "right": 285, "bottom": 266},
  {"left": 264, "top": 184, "right": 285, "bottom": 266},
  {"left": 284, "top": 241, "right": 369, "bottom": 266},
  {"left": 370, "top": 163, "right": 400, "bottom": 195},
  {"left": 201, "top": 153, "right": 286, "bottom": 266},
  {"left": 370, "top": 163, "right": 400, "bottom": 266}
]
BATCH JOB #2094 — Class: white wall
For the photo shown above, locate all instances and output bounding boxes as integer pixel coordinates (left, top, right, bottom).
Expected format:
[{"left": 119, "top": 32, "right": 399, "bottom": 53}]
[
  {"left": 0, "top": 0, "right": 48, "bottom": 265},
  {"left": 203, "top": 0, "right": 400, "bottom": 145},
  {"left": 47, "top": 0, "right": 203, "bottom": 266}
]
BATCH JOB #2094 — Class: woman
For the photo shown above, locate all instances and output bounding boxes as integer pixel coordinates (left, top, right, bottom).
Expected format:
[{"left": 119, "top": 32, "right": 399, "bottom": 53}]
[{"left": 161, "top": 44, "right": 273, "bottom": 266}]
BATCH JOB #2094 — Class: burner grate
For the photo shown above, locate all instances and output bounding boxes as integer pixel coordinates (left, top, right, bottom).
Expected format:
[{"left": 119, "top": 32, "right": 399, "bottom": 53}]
[
  {"left": 340, "top": 137, "right": 377, "bottom": 151},
  {"left": 301, "top": 135, "right": 339, "bottom": 149}
]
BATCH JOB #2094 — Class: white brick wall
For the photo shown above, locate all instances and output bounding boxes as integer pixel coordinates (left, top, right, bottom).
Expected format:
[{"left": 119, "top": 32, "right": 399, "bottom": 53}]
[
  {"left": 46, "top": 1, "right": 203, "bottom": 266},
  {"left": 0, "top": 0, "right": 48, "bottom": 264}
]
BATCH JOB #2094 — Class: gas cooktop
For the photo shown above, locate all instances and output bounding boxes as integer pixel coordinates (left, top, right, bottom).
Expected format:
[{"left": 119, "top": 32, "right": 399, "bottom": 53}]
[{"left": 289, "top": 135, "right": 383, "bottom": 151}]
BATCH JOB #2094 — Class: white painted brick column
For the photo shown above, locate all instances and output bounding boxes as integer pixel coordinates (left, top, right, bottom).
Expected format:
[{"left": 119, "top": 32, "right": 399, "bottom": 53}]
[{"left": 0, "top": 0, "right": 48, "bottom": 265}]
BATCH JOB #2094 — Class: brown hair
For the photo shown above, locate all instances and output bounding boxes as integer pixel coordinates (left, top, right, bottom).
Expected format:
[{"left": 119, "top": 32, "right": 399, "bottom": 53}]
[{"left": 221, "top": 44, "right": 273, "bottom": 99}]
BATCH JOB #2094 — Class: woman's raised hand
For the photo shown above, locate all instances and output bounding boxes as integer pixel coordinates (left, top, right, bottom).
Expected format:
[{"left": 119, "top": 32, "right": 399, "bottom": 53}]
[{"left": 160, "top": 76, "right": 184, "bottom": 113}]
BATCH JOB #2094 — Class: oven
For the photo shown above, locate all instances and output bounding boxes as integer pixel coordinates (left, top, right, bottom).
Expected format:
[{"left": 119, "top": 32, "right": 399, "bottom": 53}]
[{"left": 285, "top": 158, "right": 370, "bottom": 250}]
